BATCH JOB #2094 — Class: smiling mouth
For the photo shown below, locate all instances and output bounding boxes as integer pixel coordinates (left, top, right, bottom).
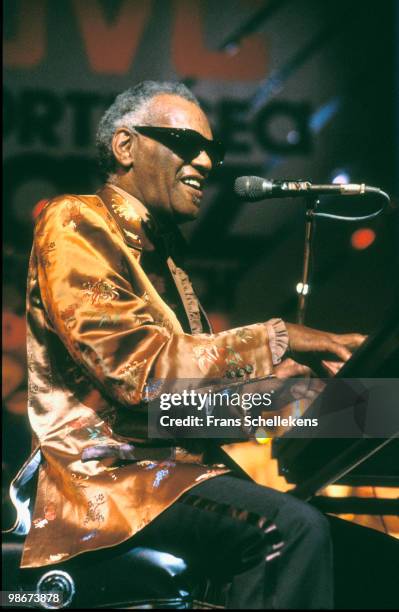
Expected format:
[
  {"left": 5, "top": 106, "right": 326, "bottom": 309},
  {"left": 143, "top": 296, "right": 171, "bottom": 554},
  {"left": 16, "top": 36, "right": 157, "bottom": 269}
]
[{"left": 180, "top": 176, "right": 204, "bottom": 195}]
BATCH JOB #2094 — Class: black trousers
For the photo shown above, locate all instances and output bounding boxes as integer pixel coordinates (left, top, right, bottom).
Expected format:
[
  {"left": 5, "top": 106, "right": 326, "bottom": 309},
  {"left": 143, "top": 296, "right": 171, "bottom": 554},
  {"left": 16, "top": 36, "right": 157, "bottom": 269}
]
[{"left": 132, "top": 474, "right": 333, "bottom": 609}]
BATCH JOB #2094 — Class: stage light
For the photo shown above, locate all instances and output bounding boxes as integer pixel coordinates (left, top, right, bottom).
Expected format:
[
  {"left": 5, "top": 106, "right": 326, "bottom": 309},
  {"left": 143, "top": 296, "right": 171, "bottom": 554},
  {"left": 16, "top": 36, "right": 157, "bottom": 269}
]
[
  {"left": 223, "top": 42, "right": 240, "bottom": 56},
  {"left": 255, "top": 428, "right": 271, "bottom": 444},
  {"left": 296, "top": 282, "right": 309, "bottom": 295},
  {"left": 287, "top": 129, "right": 300, "bottom": 144},
  {"left": 331, "top": 169, "right": 350, "bottom": 184},
  {"left": 350, "top": 228, "right": 376, "bottom": 250}
]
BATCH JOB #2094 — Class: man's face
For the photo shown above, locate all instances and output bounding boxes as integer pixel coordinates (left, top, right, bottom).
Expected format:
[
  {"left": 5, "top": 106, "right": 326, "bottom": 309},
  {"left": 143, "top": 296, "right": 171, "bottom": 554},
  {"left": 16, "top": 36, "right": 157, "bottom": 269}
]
[{"left": 128, "top": 94, "right": 214, "bottom": 223}]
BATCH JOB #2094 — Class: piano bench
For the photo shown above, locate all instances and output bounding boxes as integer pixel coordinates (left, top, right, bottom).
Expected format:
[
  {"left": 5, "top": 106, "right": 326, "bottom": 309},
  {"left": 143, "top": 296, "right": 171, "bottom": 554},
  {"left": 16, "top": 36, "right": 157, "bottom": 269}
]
[{"left": 2, "top": 536, "right": 194, "bottom": 609}]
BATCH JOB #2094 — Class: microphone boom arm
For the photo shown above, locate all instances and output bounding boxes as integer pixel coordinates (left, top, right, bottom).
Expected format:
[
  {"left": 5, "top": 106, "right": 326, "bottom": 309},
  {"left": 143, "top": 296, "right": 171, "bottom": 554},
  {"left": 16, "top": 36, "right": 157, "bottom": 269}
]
[{"left": 297, "top": 195, "right": 319, "bottom": 325}]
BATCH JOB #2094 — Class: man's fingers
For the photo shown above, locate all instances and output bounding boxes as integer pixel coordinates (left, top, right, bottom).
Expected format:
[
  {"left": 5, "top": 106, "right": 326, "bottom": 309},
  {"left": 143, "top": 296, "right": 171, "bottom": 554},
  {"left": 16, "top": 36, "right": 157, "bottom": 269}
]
[
  {"left": 327, "top": 333, "right": 367, "bottom": 361},
  {"left": 291, "top": 381, "right": 320, "bottom": 400},
  {"left": 321, "top": 360, "right": 344, "bottom": 376},
  {"left": 331, "top": 332, "right": 367, "bottom": 350},
  {"left": 328, "top": 341, "right": 352, "bottom": 362},
  {"left": 340, "top": 333, "right": 367, "bottom": 351},
  {"left": 295, "top": 363, "right": 314, "bottom": 377},
  {"left": 285, "top": 322, "right": 367, "bottom": 356},
  {"left": 274, "top": 358, "right": 314, "bottom": 378}
]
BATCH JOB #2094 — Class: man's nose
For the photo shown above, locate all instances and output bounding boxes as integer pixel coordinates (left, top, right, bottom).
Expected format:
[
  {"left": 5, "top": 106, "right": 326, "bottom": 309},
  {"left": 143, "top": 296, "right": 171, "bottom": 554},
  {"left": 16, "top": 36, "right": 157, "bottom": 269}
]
[{"left": 191, "top": 149, "right": 213, "bottom": 173}]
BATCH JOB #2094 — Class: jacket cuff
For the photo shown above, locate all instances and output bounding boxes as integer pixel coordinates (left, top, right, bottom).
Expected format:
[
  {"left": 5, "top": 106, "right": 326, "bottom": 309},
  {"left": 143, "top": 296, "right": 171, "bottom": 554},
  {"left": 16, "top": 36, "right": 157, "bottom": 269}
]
[{"left": 264, "top": 318, "right": 289, "bottom": 365}]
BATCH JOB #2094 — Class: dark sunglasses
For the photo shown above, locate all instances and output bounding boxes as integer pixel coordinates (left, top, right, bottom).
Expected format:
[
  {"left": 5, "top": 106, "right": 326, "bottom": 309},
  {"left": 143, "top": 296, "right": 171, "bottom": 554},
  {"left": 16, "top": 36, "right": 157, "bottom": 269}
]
[{"left": 133, "top": 126, "right": 225, "bottom": 167}]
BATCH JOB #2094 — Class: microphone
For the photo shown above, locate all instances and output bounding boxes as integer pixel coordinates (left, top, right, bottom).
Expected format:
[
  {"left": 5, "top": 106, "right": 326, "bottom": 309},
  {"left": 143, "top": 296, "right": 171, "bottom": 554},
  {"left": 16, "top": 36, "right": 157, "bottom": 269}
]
[{"left": 234, "top": 176, "right": 384, "bottom": 201}]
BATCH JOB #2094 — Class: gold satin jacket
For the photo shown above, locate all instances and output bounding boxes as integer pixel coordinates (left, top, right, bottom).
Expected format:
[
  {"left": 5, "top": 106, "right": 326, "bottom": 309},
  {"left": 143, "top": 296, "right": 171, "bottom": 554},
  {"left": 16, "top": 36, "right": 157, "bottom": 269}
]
[{"left": 20, "top": 184, "right": 289, "bottom": 568}]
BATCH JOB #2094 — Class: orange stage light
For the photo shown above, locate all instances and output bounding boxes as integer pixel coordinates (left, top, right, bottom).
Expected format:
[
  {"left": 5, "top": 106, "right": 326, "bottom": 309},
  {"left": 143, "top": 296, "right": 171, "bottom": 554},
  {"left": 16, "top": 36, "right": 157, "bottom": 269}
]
[{"left": 350, "top": 228, "right": 376, "bottom": 250}]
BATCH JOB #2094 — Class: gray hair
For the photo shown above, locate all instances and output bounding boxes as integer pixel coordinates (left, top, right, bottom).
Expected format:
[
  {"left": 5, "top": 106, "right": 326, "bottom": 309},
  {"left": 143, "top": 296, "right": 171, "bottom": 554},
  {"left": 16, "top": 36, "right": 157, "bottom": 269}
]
[{"left": 96, "top": 80, "right": 200, "bottom": 177}]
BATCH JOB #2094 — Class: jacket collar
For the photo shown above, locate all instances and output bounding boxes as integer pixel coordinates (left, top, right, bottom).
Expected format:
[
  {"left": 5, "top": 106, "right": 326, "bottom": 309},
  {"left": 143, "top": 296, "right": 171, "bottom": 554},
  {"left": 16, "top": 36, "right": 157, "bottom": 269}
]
[
  {"left": 97, "top": 183, "right": 187, "bottom": 260},
  {"left": 96, "top": 183, "right": 153, "bottom": 251}
]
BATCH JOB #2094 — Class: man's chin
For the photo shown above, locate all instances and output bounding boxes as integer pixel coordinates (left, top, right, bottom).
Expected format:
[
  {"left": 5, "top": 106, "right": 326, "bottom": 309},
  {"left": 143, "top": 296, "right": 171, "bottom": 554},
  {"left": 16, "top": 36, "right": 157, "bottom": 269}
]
[{"left": 173, "top": 203, "right": 200, "bottom": 224}]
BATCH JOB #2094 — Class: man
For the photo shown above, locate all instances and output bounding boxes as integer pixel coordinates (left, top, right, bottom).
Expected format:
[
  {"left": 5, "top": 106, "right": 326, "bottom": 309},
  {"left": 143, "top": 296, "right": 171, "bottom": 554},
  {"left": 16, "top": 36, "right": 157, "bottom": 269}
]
[{"left": 22, "top": 81, "right": 364, "bottom": 608}]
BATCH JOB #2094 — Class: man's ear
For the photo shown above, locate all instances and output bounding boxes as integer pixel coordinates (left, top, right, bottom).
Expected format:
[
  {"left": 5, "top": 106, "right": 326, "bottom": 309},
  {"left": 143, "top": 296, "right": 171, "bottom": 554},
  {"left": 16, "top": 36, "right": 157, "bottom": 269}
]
[{"left": 112, "top": 127, "right": 136, "bottom": 169}]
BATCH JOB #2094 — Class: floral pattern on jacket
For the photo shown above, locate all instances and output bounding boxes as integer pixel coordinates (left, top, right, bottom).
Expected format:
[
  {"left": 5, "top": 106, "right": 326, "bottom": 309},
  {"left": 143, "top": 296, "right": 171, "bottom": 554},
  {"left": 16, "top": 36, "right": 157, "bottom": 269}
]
[{"left": 21, "top": 184, "right": 288, "bottom": 568}]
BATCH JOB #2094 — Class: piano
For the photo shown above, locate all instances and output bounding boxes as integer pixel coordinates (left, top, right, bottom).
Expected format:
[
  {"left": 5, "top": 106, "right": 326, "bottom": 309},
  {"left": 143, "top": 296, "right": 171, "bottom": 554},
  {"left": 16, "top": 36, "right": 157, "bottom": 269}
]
[{"left": 272, "top": 301, "right": 399, "bottom": 513}]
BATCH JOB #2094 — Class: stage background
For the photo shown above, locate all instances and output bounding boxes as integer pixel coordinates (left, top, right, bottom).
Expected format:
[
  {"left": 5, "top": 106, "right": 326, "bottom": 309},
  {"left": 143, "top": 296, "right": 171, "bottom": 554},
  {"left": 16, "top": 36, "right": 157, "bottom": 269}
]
[{"left": 3, "top": 0, "right": 399, "bottom": 537}]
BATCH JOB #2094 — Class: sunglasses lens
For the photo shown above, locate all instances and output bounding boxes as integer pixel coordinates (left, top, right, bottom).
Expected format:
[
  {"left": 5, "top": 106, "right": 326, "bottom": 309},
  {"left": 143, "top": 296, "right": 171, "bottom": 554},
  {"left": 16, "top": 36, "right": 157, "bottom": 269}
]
[
  {"left": 135, "top": 127, "right": 224, "bottom": 166},
  {"left": 174, "top": 133, "right": 202, "bottom": 163},
  {"left": 181, "top": 134, "right": 224, "bottom": 167}
]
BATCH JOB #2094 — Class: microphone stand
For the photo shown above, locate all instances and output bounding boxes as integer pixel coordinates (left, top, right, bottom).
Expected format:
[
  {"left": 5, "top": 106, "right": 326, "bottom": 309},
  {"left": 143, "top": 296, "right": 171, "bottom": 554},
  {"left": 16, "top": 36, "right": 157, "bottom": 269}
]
[{"left": 296, "top": 196, "right": 319, "bottom": 324}]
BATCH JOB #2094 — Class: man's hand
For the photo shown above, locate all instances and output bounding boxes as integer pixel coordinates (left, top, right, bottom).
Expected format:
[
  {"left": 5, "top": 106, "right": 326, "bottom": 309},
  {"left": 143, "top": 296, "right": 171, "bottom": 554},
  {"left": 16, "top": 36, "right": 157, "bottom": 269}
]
[
  {"left": 274, "top": 358, "right": 314, "bottom": 379},
  {"left": 285, "top": 322, "right": 366, "bottom": 363}
]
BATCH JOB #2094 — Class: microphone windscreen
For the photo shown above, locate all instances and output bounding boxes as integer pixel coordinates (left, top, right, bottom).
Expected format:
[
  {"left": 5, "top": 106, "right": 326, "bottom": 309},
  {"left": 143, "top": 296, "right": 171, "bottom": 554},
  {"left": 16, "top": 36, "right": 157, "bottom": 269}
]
[{"left": 234, "top": 176, "right": 268, "bottom": 200}]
